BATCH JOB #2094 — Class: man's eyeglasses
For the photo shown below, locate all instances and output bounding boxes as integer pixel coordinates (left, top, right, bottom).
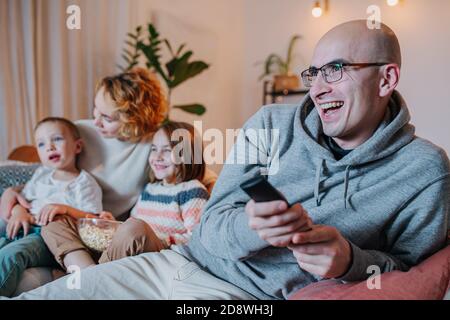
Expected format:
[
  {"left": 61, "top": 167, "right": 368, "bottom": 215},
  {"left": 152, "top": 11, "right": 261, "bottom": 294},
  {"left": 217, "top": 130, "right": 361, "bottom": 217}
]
[{"left": 300, "top": 62, "right": 390, "bottom": 88}]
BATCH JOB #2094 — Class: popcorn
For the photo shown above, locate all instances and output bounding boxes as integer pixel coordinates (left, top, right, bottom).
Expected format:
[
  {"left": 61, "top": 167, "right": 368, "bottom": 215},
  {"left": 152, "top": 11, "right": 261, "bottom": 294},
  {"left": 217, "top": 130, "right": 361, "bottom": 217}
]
[{"left": 78, "top": 219, "right": 120, "bottom": 252}]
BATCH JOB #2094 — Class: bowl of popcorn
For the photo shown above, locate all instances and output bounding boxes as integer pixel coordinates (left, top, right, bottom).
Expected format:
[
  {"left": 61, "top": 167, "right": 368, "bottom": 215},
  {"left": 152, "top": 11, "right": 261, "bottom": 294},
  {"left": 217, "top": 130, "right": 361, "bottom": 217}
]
[{"left": 77, "top": 218, "right": 123, "bottom": 252}]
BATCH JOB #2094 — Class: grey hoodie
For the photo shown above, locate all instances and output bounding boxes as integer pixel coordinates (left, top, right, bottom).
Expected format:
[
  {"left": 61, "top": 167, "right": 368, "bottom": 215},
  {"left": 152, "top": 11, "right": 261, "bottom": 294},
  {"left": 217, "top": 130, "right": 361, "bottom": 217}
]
[{"left": 177, "top": 91, "right": 450, "bottom": 300}]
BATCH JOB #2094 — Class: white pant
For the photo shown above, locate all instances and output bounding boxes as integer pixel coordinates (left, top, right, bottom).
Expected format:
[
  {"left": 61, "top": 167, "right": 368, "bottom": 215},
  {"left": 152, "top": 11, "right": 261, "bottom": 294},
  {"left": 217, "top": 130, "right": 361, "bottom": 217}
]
[{"left": 13, "top": 249, "right": 256, "bottom": 300}]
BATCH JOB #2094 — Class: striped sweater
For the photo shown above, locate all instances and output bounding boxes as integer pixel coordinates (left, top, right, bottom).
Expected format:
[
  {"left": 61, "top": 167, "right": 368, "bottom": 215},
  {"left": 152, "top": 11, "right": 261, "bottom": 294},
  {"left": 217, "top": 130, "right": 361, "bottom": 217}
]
[{"left": 130, "top": 179, "right": 209, "bottom": 246}]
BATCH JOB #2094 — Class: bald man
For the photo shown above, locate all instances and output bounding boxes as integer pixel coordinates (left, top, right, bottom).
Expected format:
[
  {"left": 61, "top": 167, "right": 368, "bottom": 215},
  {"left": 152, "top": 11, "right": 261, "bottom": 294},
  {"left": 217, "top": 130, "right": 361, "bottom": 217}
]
[{"left": 10, "top": 20, "right": 449, "bottom": 300}]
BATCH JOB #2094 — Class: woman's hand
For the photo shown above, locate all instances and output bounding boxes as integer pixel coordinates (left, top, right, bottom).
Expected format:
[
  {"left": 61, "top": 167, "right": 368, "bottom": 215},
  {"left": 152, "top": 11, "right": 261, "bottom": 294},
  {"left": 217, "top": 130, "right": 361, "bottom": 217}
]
[
  {"left": 98, "top": 211, "right": 115, "bottom": 220},
  {"left": 0, "top": 187, "right": 30, "bottom": 221},
  {"left": 37, "top": 204, "right": 69, "bottom": 226},
  {"left": 6, "top": 208, "right": 35, "bottom": 239}
]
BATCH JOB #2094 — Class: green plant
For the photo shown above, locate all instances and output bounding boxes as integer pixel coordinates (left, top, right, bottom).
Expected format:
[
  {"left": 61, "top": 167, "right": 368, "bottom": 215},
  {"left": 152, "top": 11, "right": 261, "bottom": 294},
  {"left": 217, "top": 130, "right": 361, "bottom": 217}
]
[
  {"left": 119, "top": 23, "right": 210, "bottom": 119},
  {"left": 258, "top": 34, "right": 301, "bottom": 80},
  {"left": 118, "top": 26, "right": 143, "bottom": 71}
]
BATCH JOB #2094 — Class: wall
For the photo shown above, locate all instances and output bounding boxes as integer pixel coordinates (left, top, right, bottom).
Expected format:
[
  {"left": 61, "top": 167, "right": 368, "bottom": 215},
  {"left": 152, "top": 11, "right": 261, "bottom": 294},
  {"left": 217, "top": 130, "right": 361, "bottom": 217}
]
[
  {"left": 2, "top": 0, "right": 449, "bottom": 165},
  {"left": 243, "top": 0, "right": 450, "bottom": 156}
]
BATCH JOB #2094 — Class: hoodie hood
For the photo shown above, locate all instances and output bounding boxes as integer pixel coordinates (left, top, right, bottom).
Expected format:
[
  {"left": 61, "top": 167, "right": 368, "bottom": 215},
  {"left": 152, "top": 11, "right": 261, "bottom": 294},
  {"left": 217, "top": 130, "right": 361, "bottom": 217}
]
[{"left": 297, "top": 90, "right": 416, "bottom": 207}]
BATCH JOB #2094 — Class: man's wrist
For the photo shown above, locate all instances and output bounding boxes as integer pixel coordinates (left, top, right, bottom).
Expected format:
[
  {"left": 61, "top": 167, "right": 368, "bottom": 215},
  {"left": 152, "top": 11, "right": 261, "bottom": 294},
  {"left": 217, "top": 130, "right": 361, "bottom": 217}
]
[{"left": 336, "top": 240, "right": 353, "bottom": 279}]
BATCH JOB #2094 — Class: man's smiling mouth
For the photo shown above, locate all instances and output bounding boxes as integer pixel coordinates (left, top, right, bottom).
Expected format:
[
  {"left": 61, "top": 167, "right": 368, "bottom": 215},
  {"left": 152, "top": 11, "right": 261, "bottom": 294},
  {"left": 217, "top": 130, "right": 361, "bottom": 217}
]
[{"left": 320, "top": 101, "right": 344, "bottom": 114}]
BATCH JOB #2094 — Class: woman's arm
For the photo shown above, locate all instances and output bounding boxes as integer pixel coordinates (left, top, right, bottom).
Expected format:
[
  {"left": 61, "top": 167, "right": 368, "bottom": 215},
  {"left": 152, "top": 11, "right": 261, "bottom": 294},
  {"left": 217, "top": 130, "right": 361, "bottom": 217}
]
[
  {"left": 5, "top": 204, "right": 35, "bottom": 239},
  {"left": 0, "top": 186, "right": 30, "bottom": 221}
]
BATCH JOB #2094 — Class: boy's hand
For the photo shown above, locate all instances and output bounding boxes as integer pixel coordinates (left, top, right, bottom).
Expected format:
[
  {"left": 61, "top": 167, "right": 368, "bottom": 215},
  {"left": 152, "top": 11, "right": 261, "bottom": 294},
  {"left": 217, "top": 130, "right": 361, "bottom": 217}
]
[
  {"left": 37, "top": 204, "right": 69, "bottom": 226},
  {"left": 98, "top": 211, "right": 115, "bottom": 220},
  {"left": 6, "top": 210, "right": 35, "bottom": 239},
  {"left": 0, "top": 187, "right": 30, "bottom": 221},
  {"left": 245, "top": 200, "right": 312, "bottom": 247}
]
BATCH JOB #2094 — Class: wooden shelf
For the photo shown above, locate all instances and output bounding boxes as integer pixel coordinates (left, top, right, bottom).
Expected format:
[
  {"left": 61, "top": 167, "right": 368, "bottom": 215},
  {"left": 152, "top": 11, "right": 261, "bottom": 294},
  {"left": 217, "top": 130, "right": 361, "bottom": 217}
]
[{"left": 263, "top": 80, "right": 309, "bottom": 105}]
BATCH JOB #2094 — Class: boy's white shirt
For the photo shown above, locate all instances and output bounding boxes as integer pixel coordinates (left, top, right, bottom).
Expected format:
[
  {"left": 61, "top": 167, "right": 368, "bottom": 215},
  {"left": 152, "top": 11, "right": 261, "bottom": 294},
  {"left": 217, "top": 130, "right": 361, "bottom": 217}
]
[{"left": 21, "top": 166, "right": 103, "bottom": 215}]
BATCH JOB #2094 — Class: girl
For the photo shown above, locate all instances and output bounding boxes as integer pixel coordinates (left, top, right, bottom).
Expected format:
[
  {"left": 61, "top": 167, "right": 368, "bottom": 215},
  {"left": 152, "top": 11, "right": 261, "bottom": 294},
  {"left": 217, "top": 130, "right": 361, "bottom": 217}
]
[{"left": 41, "top": 121, "right": 209, "bottom": 269}]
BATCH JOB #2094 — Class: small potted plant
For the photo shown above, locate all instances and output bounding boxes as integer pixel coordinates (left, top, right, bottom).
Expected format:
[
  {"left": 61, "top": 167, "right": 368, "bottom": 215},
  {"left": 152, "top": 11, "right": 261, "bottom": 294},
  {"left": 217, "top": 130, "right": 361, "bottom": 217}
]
[{"left": 258, "top": 35, "right": 302, "bottom": 92}]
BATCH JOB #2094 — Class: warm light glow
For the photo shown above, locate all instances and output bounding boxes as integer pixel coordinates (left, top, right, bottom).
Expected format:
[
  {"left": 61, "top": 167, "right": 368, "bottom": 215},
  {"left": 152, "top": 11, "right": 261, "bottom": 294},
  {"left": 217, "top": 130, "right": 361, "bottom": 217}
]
[
  {"left": 312, "top": 2, "right": 323, "bottom": 18},
  {"left": 387, "top": 0, "right": 399, "bottom": 6}
]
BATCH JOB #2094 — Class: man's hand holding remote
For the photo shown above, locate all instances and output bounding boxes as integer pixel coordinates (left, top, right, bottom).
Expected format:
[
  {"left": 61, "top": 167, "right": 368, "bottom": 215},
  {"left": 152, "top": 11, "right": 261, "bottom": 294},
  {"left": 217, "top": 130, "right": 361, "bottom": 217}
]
[{"left": 245, "top": 200, "right": 313, "bottom": 247}]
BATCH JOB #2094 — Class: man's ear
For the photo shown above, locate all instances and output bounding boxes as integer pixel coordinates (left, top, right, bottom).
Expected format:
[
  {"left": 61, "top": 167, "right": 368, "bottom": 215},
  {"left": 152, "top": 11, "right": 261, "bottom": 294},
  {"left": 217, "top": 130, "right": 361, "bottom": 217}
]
[
  {"left": 379, "top": 64, "right": 400, "bottom": 98},
  {"left": 75, "top": 139, "right": 83, "bottom": 154}
]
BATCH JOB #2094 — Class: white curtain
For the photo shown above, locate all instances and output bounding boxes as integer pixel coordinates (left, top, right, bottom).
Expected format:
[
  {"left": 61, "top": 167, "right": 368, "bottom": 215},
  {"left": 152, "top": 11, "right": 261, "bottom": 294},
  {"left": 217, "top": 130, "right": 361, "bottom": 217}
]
[{"left": 0, "top": 0, "right": 150, "bottom": 160}]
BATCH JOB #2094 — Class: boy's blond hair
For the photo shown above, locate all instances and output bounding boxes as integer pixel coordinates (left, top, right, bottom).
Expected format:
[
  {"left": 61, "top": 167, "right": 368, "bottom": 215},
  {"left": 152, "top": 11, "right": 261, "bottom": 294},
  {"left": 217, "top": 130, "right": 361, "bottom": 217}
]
[{"left": 34, "top": 117, "right": 81, "bottom": 141}]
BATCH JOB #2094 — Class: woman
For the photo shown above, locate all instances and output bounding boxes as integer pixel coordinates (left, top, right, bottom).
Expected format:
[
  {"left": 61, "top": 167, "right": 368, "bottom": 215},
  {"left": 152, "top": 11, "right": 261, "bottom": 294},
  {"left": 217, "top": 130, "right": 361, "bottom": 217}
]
[{"left": 1, "top": 67, "right": 216, "bottom": 223}]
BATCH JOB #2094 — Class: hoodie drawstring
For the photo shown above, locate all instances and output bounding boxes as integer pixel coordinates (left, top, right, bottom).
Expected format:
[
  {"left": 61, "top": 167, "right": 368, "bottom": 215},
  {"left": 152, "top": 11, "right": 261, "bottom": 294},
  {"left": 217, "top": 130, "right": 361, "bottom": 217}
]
[
  {"left": 314, "top": 160, "right": 352, "bottom": 209},
  {"left": 343, "top": 165, "right": 352, "bottom": 209},
  {"left": 314, "top": 159, "right": 324, "bottom": 206}
]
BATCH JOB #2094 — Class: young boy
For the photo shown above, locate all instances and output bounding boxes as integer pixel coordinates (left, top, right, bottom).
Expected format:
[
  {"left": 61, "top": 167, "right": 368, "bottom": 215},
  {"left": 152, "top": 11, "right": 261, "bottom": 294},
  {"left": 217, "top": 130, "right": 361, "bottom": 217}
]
[{"left": 0, "top": 117, "right": 103, "bottom": 297}]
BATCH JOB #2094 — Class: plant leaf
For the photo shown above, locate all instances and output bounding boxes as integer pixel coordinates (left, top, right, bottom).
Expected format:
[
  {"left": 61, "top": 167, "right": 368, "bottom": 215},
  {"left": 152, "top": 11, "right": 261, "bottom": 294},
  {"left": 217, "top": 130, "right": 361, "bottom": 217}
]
[
  {"left": 168, "top": 51, "right": 209, "bottom": 88},
  {"left": 163, "top": 39, "right": 175, "bottom": 57},
  {"left": 137, "top": 24, "right": 169, "bottom": 83},
  {"left": 260, "top": 54, "right": 284, "bottom": 79},
  {"left": 119, "top": 26, "right": 144, "bottom": 71},
  {"left": 173, "top": 104, "right": 206, "bottom": 115},
  {"left": 148, "top": 23, "right": 159, "bottom": 39},
  {"left": 286, "top": 35, "right": 301, "bottom": 73},
  {"left": 127, "top": 32, "right": 138, "bottom": 40},
  {"left": 165, "top": 57, "right": 178, "bottom": 78},
  {"left": 176, "top": 43, "right": 186, "bottom": 57},
  {"left": 121, "top": 53, "right": 131, "bottom": 63},
  {"left": 123, "top": 49, "right": 133, "bottom": 58}
]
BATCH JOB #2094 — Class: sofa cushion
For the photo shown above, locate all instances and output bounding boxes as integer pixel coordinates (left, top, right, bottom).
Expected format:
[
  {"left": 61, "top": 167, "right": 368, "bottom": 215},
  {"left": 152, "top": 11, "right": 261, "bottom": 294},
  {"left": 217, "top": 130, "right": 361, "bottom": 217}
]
[
  {"left": 0, "top": 162, "right": 39, "bottom": 196},
  {"left": 289, "top": 245, "right": 450, "bottom": 300}
]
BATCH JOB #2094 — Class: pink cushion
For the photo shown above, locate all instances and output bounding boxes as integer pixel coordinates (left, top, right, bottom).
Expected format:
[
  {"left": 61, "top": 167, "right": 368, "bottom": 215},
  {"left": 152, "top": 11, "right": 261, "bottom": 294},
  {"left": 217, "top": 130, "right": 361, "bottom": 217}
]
[{"left": 289, "top": 245, "right": 450, "bottom": 300}]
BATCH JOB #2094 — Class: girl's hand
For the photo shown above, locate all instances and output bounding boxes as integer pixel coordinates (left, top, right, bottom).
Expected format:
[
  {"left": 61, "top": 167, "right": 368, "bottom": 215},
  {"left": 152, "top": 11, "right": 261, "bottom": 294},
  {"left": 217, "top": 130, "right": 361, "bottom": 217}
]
[
  {"left": 6, "top": 210, "right": 35, "bottom": 239},
  {"left": 98, "top": 211, "right": 115, "bottom": 221},
  {"left": 37, "top": 204, "right": 69, "bottom": 226}
]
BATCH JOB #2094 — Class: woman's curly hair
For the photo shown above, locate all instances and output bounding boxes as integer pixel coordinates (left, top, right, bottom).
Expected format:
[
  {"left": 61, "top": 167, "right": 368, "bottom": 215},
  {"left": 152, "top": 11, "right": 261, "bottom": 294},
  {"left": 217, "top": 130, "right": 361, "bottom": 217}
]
[{"left": 96, "top": 68, "right": 167, "bottom": 142}]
